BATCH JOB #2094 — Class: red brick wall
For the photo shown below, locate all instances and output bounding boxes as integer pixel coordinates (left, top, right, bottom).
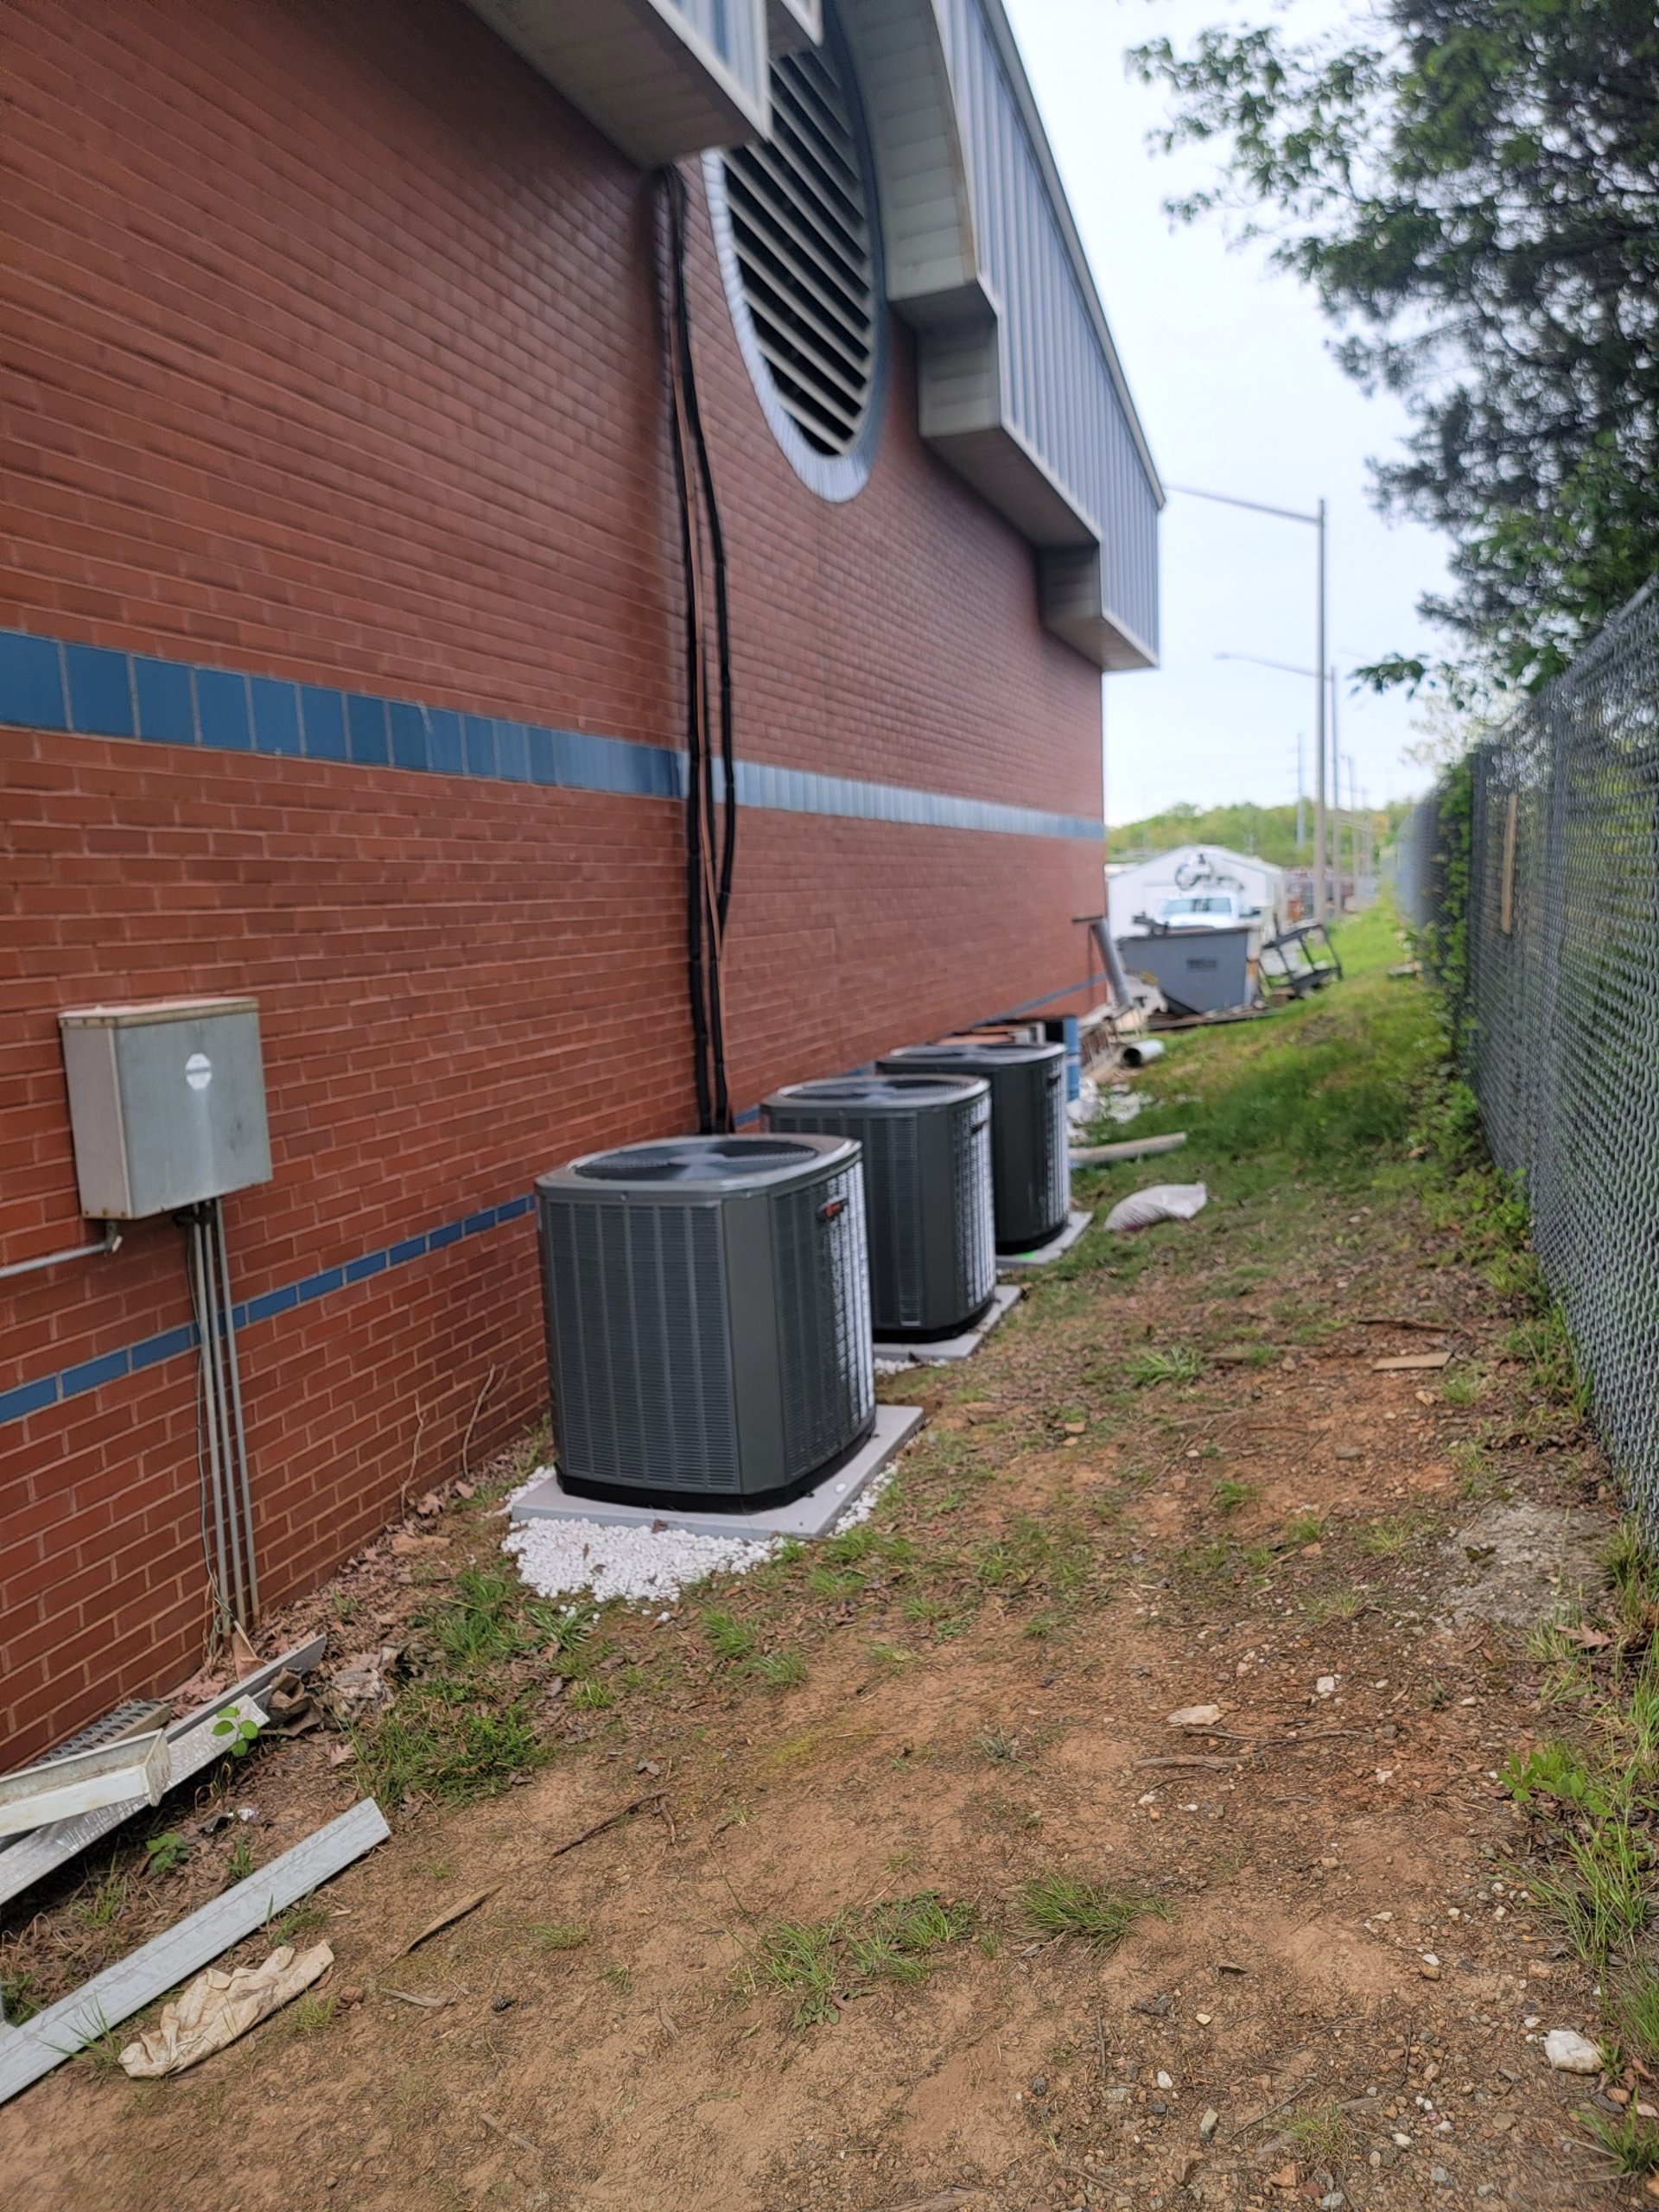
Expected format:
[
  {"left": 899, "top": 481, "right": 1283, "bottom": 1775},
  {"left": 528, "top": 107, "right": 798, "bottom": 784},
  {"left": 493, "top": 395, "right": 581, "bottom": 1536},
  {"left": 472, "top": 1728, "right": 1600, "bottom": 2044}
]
[{"left": 0, "top": 0, "right": 1108, "bottom": 1761}]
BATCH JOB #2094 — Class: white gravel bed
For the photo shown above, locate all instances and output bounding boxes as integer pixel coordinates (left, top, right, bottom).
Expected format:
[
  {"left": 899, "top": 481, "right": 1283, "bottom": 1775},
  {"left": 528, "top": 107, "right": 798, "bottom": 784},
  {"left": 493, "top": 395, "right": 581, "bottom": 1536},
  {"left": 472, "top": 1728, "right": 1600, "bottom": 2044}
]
[{"left": 503, "top": 1468, "right": 892, "bottom": 1607}]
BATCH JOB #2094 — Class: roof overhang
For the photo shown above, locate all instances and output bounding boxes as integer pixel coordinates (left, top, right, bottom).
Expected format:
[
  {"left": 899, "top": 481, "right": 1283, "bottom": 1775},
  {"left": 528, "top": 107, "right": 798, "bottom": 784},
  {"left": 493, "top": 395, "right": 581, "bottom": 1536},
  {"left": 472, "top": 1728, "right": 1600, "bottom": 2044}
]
[{"left": 463, "top": 0, "right": 1161, "bottom": 671}]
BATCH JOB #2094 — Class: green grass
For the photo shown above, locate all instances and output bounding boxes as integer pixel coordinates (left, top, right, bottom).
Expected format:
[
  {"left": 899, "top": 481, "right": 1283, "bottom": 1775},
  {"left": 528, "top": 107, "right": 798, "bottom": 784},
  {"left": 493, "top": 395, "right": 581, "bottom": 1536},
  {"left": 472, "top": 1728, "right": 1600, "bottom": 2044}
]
[
  {"left": 751, "top": 1916, "right": 842, "bottom": 2028},
  {"left": 1304, "top": 1586, "right": 1363, "bottom": 1624},
  {"left": 847, "top": 1894, "right": 976, "bottom": 1985},
  {"left": 422, "top": 1568, "right": 582, "bottom": 1669},
  {"left": 289, "top": 1993, "right": 337, "bottom": 2035},
  {"left": 352, "top": 1554, "right": 588, "bottom": 1806},
  {"left": 978, "top": 1728, "right": 1023, "bottom": 1763},
  {"left": 1614, "top": 1961, "right": 1659, "bottom": 2068},
  {"left": 806, "top": 1565, "right": 865, "bottom": 1600},
  {"left": 1533, "top": 1820, "right": 1651, "bottom": 1968},
  {"left": 1580, "top": 2106, "right": 1659, "bottom": 2175},
  {"left": 751, "top": 1649, "right": 808, "bottom": 1688},
  {"left": 1283, "top": 1511, "right": 1326, "bottom": 1547},
  {"left": 359, "top": 1686, "right": 551, "bottom": 1803},
  {"left": 567, "top": 1678, "right": 613, "bottom": 1711},
  {"left": 1019, "top": 1872, "right": 1171, "bottom": 1949},
  {"left": 0, "top": 1967, "right": 40, "bottom": 2024},
  {"left": 1125, "top": 1346, "right": 1205, "bottom": 1389},
  {"left": 1212, "top": 1478, "right": 1257, "bottom": 1514},
  {"left": 270, "top": 1897, "right": 330, "bottom": 1945},
  {"left": 702, "top": 1608, "right": 757, "bottom": 1664},
  {"left": 1363, "top": 1515, "right": 1420, "bottom": 1559},
  {"left": 1107, "top": 906, "right": 1433, "bottom": 1179},
  {"left": 1283, "top": 2101, "right": 1352, "bottom": 2164},
  {"left": 79, "top": 1872, "right": 127, "bottom": 1929},
  {"left": 534, "top": 1920, "right": 589, "bottom": 1951},
  {"left": 746, "top": 1892, "right": 977, "bottom": 2028}
]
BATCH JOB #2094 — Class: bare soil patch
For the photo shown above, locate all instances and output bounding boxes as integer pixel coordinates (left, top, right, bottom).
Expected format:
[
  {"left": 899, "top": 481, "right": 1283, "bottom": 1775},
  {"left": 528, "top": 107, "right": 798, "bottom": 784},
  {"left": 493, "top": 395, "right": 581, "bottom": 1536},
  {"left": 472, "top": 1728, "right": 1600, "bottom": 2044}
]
[{"left": 0, "top": 1007, "right": 1627, "bottom": 2212}]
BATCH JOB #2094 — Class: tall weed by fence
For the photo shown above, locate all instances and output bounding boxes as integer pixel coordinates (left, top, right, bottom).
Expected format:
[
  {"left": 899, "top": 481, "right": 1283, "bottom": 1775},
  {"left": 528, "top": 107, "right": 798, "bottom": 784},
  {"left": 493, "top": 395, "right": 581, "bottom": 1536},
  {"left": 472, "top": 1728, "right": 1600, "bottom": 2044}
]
[{"left": 1422, "top": 581, "right": 1659, "bottom": 1509}]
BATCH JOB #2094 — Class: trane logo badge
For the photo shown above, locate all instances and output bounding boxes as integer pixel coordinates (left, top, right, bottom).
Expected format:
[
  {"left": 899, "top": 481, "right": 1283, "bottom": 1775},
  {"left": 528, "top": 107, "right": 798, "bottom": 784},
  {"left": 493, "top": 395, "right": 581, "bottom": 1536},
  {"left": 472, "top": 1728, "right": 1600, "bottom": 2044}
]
[
  {"left": 185, "top": 1052, "right": 213, "bottom": 1092},
  {"left": 817, "top": 1197, "right": 847, "bottom": 1223}
]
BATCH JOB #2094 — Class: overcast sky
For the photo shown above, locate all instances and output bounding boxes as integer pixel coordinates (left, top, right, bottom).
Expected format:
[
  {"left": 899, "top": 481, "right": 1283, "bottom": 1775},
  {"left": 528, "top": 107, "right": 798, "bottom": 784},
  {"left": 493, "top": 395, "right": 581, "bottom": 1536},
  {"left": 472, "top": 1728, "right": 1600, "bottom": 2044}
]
[{"left": 1002, "top": 0, "right": 1450, "bottom": 824}]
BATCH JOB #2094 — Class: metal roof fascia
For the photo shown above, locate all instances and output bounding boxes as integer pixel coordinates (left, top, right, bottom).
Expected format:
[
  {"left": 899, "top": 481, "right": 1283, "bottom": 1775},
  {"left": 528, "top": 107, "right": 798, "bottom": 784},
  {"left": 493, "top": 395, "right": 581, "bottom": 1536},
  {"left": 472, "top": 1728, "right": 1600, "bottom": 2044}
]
[{"left": 969, "top": 0, "right": 1165, "bottom": 508}]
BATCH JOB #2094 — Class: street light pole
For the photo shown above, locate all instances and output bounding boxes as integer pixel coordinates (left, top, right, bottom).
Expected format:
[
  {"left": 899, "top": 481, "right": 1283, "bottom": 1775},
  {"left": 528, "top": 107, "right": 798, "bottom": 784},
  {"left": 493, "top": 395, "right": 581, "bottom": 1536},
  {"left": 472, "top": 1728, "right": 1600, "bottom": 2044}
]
[
  {"left": 1315, "top": 499, "right": 1327, "bottom": 922},
  {"left": 1169, "top": 483, "right": 1330, "bottom": 921}
]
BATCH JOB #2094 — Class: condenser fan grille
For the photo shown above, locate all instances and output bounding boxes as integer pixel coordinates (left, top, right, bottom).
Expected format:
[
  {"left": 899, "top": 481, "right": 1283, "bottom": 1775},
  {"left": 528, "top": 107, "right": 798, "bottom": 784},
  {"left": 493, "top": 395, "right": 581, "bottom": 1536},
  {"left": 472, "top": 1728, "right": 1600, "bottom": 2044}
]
[{"left": 575, "top": 1139, "right": 818, "bottom": 1183}]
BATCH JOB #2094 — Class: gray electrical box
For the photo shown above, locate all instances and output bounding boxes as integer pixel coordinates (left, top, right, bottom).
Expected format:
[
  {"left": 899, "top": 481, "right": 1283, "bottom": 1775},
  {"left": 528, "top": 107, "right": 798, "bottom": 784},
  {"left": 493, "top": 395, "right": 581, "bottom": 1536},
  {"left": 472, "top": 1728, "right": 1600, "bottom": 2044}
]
[{"left": 58, "top": 997, "right": 273, "bottom": 1219}]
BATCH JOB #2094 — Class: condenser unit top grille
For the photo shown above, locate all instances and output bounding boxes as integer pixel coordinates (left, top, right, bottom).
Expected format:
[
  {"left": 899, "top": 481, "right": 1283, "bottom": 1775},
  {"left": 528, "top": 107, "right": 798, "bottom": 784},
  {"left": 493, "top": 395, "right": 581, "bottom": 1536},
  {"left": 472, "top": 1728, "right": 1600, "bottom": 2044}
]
[
  {"left": 720, "top": 34, "right": 877, "bottom": 458},
  {"left": 569, "top": 1135, "right": 833, "bottom": 1189},
  {"left": 887, "top": 1040, "right": 1064, "bottom": 1070},
  {"left": 778, "top": 1075, "right": 980, "bottom": 1112}
]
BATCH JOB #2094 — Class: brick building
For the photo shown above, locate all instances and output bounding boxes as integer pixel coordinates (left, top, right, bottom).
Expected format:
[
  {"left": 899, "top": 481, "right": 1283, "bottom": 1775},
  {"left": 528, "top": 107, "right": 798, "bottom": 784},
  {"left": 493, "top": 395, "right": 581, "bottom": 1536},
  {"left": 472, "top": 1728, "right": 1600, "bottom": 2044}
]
[{"left": 0, "top": 0, "right": 1160, "bottom": 1761}]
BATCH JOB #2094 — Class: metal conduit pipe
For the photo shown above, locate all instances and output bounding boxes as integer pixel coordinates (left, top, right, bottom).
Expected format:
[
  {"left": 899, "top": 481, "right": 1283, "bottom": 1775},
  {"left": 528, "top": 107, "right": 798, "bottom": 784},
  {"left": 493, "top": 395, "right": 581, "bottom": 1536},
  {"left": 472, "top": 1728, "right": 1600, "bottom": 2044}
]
[
  {"left": 212, "top": 1199, "right": 259, "bottom": 1624},
  {"left": 203, "top": 1212, "right": 248, "bottom": 1630},
  {"left": 0, "top": 1223, "right": 121, "bottom": 1281},
  {"left": 182, "top": 1199, "right": 259, "bottom": 1632},
  {"left": 185, "top": 1211, "right": 234, "bottom": 1635}
]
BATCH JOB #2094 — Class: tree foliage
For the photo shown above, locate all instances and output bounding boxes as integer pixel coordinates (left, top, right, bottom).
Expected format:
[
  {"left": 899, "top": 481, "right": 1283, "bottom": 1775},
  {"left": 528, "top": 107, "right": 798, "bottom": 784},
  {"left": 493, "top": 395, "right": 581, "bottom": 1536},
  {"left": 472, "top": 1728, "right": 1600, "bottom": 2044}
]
[
  {"left": 1131, "top": 0, "right": 1659, "bottom": 687},
  {"left": 1107, "top": 796, "right": 1404, "bottom": 868}
]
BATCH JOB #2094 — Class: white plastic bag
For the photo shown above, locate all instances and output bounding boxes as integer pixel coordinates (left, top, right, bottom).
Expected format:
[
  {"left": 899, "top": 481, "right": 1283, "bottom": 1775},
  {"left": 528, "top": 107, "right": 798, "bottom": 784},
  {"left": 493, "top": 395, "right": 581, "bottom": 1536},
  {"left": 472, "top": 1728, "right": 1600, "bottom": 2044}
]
[{"left": 1103, "top": 1181, "right": 1208, "bottom": 1234}]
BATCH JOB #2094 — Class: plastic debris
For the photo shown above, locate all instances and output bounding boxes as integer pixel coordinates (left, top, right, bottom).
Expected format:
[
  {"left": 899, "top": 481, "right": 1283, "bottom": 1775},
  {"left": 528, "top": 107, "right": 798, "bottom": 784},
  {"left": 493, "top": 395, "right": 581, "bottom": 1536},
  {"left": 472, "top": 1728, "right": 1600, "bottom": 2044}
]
[
  {"left": 1103, "top": 1182, "right": 1208, "bottom": 1234},
  {"left": 119, "top": 1942, "right": 334, "bottom": 2077}
]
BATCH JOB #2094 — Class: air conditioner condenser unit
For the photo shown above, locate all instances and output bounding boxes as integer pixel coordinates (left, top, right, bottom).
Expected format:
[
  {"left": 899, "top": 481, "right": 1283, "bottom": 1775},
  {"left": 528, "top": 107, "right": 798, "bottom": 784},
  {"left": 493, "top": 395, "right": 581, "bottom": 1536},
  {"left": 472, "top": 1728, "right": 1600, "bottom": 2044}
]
[
  {"left": 763, "top": 1073, "right": 995, "bottom": 1338},
  {"left": 878, "top": 1039, "right": 1070, "bottom": 1252},
  {"left": 537, "top": 1134, "right": 874, "bottom": 1510}
]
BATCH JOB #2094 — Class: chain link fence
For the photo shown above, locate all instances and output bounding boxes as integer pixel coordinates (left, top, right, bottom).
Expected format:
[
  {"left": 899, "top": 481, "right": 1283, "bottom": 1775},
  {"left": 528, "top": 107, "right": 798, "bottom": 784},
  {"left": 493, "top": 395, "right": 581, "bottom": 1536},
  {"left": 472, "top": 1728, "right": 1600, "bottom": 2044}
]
[{"left": 1442, "top": 579, "right": 1659, "bottom": 1501}]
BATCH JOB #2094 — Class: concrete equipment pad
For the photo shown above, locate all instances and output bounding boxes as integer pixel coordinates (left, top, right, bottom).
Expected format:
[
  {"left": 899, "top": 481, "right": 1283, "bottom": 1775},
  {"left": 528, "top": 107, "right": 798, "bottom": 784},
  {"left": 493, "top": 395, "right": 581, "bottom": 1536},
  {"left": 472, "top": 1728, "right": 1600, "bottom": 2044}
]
[
  {"left": 508, "top": 1402, "right": 925, "bottom": 1541},
  {"left": 999, "top": 1208, "right": 1093, "bottom": 1268},
  {"left": 872, "top": 1281, "right": 1022, "bottom": 1366}
]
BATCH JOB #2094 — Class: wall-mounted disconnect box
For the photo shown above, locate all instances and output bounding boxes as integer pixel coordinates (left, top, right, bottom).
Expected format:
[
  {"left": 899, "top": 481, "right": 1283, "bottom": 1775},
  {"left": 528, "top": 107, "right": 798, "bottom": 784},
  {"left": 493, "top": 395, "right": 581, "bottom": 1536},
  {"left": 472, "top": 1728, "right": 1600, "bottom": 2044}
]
[{"left": 58, "top": 998, "right": 273, "bottom": 1219}]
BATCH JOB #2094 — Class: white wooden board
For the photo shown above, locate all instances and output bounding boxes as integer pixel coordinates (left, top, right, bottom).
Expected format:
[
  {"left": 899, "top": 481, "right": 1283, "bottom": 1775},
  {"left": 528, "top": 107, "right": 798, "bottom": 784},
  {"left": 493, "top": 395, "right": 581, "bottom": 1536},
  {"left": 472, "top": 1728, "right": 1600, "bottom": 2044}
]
[
  {"left": 0, "top": 1630, "right": 323, "bottom": 1907},
  {"left": 0, "top": 1732, "right": 170, "bottom": 1837},
  {"left": 0, "top": 1798, "right": 389, "bottom": 2105}
]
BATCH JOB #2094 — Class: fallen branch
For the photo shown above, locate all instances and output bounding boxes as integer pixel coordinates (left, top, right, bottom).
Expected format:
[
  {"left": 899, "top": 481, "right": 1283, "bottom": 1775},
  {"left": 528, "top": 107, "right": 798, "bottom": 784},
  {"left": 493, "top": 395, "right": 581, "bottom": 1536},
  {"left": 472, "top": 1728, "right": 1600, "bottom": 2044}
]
[
  {"left": 1132, "top": 1754, "right": 1251, "bottom": 1770},
  {"left": 460, "top": 1365, "right": 498, "bottom": 1483},
  {"left": 480, "top": 2111, "right": 540, "bottom": 2154},
  {"left": 396, "top": 1886, "right": 497, "bottom": 1958},
  {"left": 548, "top": 1791, "right": 664, "bottom": 1861},
  {"left": 1353, "top": 1316, "right": 1458, "bottom": 1332}
]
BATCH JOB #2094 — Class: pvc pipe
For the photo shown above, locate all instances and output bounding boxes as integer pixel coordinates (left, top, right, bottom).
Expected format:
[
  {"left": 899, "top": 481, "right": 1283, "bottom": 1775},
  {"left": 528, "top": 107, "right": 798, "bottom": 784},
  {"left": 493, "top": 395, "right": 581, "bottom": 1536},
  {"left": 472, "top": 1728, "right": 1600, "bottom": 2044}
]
[
  {"left": 1070, "top": 1130, "right": 1187, "bottom": 1165},
  {"left": 1121, "top": 1038, "right": 1166, "bottom": 1067}
]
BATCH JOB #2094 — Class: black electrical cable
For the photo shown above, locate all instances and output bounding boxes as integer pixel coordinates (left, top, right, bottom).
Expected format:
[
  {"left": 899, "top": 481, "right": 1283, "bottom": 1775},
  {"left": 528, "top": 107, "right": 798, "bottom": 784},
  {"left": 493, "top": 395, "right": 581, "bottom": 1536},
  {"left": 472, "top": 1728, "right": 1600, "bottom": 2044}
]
[{"left": 659, "top": 164, "right": 736, "bottom": 1134}]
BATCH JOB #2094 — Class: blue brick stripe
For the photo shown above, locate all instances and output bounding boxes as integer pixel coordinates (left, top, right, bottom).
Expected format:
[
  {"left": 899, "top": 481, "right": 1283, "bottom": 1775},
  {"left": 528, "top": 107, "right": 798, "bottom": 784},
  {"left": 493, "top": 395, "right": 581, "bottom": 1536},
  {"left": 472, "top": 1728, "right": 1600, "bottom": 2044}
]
[
  {"left": 0, "top": 629, "right": 1104, "bottom": 842},
  {"left": 0, "top": 1194, "right": 535, "bottom": 1430}
]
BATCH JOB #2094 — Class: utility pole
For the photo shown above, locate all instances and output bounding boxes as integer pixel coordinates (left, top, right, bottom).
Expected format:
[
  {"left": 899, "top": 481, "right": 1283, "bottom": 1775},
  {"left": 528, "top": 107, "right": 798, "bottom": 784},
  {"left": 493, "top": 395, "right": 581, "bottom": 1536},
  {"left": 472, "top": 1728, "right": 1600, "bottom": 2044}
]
[
  {"left": 1327, "top": 663, "right": 1339, "bottom": 913},
  {"left": 1314, "top": 499, "right": 1327, "bottom": 922},
  {"left": 1170, "top": 483, "right": 1330, "bottom": 920}
]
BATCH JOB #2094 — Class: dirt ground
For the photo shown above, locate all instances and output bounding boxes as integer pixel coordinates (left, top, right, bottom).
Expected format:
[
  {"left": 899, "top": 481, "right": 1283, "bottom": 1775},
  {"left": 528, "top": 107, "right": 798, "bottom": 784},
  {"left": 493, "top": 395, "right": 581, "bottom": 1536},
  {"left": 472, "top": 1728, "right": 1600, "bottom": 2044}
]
[{"left": 0, "top": 981, "right": 1637, "bottom": 2212}]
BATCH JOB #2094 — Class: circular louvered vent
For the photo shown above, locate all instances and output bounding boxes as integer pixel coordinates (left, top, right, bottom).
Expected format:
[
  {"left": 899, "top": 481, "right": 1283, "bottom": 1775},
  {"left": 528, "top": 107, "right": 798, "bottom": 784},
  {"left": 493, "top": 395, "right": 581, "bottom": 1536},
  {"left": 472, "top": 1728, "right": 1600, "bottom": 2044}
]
[{"left": 706, "top": 16, "right": 884, "bottom": 495}]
